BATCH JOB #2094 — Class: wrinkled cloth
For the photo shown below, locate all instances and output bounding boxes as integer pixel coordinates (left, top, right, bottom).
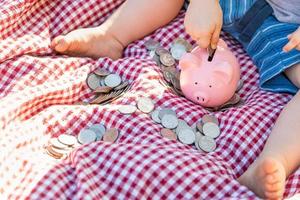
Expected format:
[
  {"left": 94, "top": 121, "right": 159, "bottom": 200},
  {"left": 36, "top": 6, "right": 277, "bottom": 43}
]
[
  {"left": 267, "top": 0, "right": 300, "bottom": 24},
  {"left": 0, "top": 0, "right": 299, "bottom": 199}
]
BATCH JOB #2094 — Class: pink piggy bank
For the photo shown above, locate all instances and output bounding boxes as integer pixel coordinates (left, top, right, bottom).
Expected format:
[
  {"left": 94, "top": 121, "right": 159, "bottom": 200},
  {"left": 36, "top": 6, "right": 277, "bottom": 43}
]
[{"left": 178, "top": 40, "right": 240, "bottom": 107}]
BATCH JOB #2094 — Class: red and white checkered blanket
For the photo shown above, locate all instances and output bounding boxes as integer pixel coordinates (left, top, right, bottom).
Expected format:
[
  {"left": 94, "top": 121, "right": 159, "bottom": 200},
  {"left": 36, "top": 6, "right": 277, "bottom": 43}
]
[{"left": 0, "top": 0, "right": 299, "bottom": 199}]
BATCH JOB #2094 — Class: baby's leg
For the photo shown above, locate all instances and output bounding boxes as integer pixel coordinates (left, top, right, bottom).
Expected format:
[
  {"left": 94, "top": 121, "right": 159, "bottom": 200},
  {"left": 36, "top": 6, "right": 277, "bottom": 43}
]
[
  {"left": 51, "top": 0, "right": 184, "bottom": 59},
  {"left": 238, "top": 65, "right": 300, "bottom": 199}
]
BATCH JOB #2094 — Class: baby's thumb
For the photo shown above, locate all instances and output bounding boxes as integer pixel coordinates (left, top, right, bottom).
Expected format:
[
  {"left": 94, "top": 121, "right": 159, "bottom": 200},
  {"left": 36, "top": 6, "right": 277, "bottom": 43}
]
[{"left": 211, "top": 26, "right": 221, "bottom": 49}]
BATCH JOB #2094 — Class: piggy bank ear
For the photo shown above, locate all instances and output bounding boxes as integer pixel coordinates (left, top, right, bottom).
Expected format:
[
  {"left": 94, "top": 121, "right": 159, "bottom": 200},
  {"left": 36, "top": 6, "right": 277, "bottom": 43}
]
[
  {"left": 178, "top": 53, "right": 201, "bottom": 70},
  {"left": 213, "top": 62, "right": 233, "bottom": 84}
]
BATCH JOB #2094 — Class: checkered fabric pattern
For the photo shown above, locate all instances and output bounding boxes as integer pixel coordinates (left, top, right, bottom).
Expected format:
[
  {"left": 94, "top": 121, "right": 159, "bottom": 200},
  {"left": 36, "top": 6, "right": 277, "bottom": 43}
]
[{"left": 0, "top": 0, "right": 299, "bottom": 199}]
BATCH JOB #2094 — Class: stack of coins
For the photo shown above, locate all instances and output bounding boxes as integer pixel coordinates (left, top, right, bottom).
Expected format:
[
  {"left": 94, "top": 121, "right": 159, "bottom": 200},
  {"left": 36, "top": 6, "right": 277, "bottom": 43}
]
[
  {"left": 86, "top": 68, "right": 131, "bottom": 105},
  {"left": 117, "top": 97, "right": 155, "bottom": 115},
  {"left": 151, "top": 108, "right": 221, "bottom": 153},
  {"left": 145, "top": 38, "right": 193, "bottom": 97},
  {"left": 150, "top": 108, "right": 196, "bottom": 144},
  {"left": 45, "top": 134, "right": 78, "bottom": 159},
  {"left": 44, "top": 123, "right": 120, "bottom": 159},
  {"left": 195, "top": 114, "right": 221, "bottom": 152}
]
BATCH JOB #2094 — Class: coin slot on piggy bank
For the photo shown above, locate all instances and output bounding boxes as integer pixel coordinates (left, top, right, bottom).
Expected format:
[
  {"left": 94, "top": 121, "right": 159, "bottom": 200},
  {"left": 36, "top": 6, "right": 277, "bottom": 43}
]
[{"left": 178, "top": 39, "right": 241, "bottom": 108}]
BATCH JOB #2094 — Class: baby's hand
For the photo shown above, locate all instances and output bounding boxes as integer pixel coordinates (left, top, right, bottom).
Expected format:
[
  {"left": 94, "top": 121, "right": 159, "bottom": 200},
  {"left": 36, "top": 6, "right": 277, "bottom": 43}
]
[
  {"left": 283, "top": 27, "right": 300, "bottom": 52},
  {"left": 184, "top": 0, "right": 223, "bottom": 49}
]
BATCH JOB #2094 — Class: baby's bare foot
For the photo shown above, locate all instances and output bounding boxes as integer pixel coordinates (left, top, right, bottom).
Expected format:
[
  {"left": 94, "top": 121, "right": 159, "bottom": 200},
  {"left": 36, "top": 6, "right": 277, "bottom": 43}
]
[
  {"left": 51, "top": 27, "right": 124, "bottom": 60},
  {"left": 238, "top": 158, "right": 286, "bottom": 200}
]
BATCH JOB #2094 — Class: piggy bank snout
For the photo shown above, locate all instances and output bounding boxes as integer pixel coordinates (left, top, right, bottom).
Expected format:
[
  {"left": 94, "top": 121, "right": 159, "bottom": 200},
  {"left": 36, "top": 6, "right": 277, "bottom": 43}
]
[{"left": 194, "top": 92, "right": 209, "bottom": 105}]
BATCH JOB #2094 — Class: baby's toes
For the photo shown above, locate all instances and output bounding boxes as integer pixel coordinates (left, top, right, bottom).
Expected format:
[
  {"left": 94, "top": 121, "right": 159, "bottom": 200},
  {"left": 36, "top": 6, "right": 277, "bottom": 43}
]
[
  {"left": 265, "top": 190, "right": 283, "bottom": 200},
  {"left": 265, "top": 182, "right": 282, "bottom": 193},
  {"left": 51, "top": 36, "right": 70, "bottom": 52},
  {"left": 265, "top": 173, "right": 279, "bottom": 184}
]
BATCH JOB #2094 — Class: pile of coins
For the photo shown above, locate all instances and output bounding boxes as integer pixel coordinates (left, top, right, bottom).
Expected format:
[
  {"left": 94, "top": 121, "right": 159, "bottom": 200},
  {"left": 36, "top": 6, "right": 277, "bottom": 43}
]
[
  {"left": 86, "top": 68, "right": 131, "bottom": 105},
  {"left": 44, "top": 124, "right": 119, "bottom": 159},
  {"left": 145, "top": 38, "right": 244, "bottom": 111},
  {"left": 145, "top": 38, "right": 193, "bottom": 96},
  {"left": 117, "top": 96, "right": 220, "bottom": 153},
  {"left": 195, "top": 114, "right": 221, "bottom": 152},
  {"left": 118, "top": 97, "right": 155, "bottom": 114},
  {"left": 151, "top": 108, "right": 220, "bottom": 153}
]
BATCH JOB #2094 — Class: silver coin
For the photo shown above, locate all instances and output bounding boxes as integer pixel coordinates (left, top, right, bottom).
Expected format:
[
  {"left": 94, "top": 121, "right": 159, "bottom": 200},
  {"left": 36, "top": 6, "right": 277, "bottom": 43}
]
[
  {"left": 149, "top": 50, "right": 156, "bottom": 59},
  {"left": 152, "top": 53, "right": 161, "bottom": 65},
  {"left": 191, "top": 123, "right": 197, "bottom": 133},
  {"left": 194, "top": 131, "right": 204, "bottom": 151},
  {"left": 104, "top": 74, "right": 122, "bottom": 88},
  {"left": 78, "top": 129, "right": 97, "bottom": 144},
  {"left": 176, "top": 119, "right": 189, "bottom": 135},
  {"left": 89, "top": 124, "right": 106, "bottom": 140},
  {"left": 196, "top": 120, "right": 204, "bottom": 133},
  {"left": 118, "top": 105, "right": 137, "bottom": 115},
  {"left": 94, "top": 68, "right": 110, "bottom": 76},
  {"left": 145, "top": 39, "right": 160, "bottom": 51},
  {"left": 99, "top": 78, "right": 106, "bottom": 87},
  {"left": 202, "top": 122, "right": 220, "bottom": 139},
  {"left": 177, "top": 128, "right": 196, "bottom": 145},
  {"left": 155, "top": 47, "right": 169, "bottom": 56},
  {"left": 171, "top": 43, "right": 187, "bottom": 60},
  {"left": 237, "top": 80, "right": 244, "bottom": 91},
  {"left": 198, "top": 136, "right": 217, "bottom": 152},
  {"left": 58, "top": 134, "right": 77, "bottom": 146},
  {"left": 151, "top": 109, "right": 161, "bottom": 124},
  {"left": 137, "top": 97, "right": 155, "bottom": 113},
  {"left": 160, "top": 53, "right": 176, "bottom": 67},
  {"left": 161, "top": 114, "right": 178, "bottom": 129},
  {"left": 114, "top": 81, "right": 129, "bottom": 91},
  {"left": 49, "top": 138, "right": 69, "bottom": 149},
  {"left": 51, "top": 145, "right": 72, "bottom": 155},
  {"left": 202, "top": 114, "right": 219, "bottom": 125},
  {"left": 158, "top": 108, "right": 177, "bottom": 119},
  {"left": 86, "top": 73, "right": 101, "bottom": 90}
]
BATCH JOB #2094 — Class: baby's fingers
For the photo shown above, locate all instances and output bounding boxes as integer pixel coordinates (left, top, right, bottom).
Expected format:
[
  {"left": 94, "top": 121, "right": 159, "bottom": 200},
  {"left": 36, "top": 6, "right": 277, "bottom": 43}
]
[
  {"left": 210, "top": 24, "right": 222, "bottom": 49},
  {"left": 283, "top": 36, "right": 300, "bottom": 52}
]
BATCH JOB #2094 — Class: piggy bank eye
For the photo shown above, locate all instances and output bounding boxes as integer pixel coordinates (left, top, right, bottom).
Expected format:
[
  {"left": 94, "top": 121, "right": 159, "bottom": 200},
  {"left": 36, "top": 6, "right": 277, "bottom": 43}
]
[
  {"left": 209, "top": 85, "right": 212, "bottom": 88},
  {"left": 195, "top": 82, "right": 198, "bottom": 85}
]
